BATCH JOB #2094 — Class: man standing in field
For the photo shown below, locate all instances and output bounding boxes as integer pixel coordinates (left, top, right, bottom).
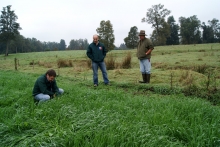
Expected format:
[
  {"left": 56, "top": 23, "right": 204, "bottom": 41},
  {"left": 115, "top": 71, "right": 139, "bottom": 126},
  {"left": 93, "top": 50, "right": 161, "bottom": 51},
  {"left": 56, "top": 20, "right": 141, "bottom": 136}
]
[
  {"left": 86, "top": 34, "right": 109, "bottom": 87},
  {"left": 137, "top": 30, "right": 154, "bottom": 84},
  {"left": 32, "top": 69, "right": 64, "bottom": 102}
]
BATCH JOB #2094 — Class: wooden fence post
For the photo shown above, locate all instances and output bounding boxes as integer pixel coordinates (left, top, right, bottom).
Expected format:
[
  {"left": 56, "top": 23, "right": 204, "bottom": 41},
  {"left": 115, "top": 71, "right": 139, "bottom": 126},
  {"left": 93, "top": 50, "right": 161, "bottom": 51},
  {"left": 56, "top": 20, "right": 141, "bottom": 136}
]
[
  {"left": 33, "top": 60, "right": 34, "bottom": 69},
  {"left": 58, "top": 67, "right": 60, "bottom": 76},
  {"left": 14, "top": 58, "right": 17, "bottom": 70},
  {"left": 170, "top": 72, "right": 173, "bottom": 90}
]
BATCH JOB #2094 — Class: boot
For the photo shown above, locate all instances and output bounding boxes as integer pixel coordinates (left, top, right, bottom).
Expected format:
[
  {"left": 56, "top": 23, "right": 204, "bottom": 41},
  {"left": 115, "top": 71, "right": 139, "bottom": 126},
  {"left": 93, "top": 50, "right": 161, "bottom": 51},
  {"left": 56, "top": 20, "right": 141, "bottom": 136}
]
[
  {"left": 146, "top": 74, "right": 150, "bottom": 83},
  {"left": 139, "top": 74, "right": 147, "bottom": 83}
]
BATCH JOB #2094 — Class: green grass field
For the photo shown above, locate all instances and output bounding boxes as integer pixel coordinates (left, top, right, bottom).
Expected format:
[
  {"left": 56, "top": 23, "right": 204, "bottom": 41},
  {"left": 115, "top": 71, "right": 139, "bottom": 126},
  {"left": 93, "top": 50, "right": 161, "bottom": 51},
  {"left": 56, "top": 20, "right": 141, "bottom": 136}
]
[{"left": 0, "top": 43, "right": 220, "bottom": 146}]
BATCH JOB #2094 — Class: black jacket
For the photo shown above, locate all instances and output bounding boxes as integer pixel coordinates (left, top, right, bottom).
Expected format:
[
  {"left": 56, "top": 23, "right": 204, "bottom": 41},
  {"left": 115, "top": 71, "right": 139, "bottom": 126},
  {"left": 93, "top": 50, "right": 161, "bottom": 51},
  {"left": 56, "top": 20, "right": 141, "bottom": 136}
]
[{"left": 86, "top": 42, "right": 107, "bottom": 62}]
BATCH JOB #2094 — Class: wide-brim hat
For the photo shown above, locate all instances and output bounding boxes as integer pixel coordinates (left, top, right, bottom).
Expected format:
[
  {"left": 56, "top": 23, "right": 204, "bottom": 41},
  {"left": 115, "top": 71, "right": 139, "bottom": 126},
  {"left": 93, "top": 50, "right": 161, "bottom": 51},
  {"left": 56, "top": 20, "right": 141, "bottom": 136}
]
[{"left": 138, "top": 30, "right": 147, "bottom": 36}]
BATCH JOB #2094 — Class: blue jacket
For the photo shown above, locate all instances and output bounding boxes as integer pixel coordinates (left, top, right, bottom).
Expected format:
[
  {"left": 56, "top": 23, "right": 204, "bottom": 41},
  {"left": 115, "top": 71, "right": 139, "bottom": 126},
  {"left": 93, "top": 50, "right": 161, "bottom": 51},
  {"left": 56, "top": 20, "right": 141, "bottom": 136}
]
[{"left": 86, "top": 42, "right": 107, "bottom": 62}]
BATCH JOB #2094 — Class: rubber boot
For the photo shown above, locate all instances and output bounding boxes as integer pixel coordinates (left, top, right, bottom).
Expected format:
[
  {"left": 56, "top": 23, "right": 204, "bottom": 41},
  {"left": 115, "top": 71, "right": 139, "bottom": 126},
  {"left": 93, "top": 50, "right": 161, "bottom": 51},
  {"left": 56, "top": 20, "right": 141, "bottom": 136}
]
[
  {"left": 146, "top": 74, "right": 150, "bottom": 83},
  {"left": 139, "top": 74, "right": 147, "bottom": 83}
]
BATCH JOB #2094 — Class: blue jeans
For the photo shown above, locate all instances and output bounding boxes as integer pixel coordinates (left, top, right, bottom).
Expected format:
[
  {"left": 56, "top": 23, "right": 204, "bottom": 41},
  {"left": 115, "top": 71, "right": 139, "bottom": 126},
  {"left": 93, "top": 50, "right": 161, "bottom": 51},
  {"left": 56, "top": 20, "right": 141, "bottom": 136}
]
[
  {"left": 139, "top": 59, "right": 151, "bottom": 74},
  {"left": 92, "top": 61, "right": 109, "bottom": 85},
  {"left": 34, "top": 88, "right": 64, "bottom": 102}
]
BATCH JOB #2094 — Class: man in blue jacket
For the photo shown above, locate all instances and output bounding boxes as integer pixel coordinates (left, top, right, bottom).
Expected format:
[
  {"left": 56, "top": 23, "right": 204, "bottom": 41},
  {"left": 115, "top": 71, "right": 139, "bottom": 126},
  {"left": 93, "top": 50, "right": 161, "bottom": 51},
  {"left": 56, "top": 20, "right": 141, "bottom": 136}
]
[{"left": 86, "top": 35, "right": 109, "bottom": 87}]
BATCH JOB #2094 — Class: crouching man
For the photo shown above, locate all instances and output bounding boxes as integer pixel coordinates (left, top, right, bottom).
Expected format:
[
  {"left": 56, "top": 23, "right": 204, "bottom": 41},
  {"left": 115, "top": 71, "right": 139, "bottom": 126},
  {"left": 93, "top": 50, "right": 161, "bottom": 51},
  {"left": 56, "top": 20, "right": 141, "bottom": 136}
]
[{"left": 32, "top": 69, "right": 64, "bottom": 103}]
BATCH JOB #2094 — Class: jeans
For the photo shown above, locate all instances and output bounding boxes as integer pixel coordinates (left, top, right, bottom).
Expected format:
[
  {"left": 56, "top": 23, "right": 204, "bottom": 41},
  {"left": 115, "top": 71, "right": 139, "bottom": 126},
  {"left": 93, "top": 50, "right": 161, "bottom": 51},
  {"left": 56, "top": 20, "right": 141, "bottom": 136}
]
[
  {"left": 34, "top": 88, "right": 64, "bottom": 102},
  {"left": 92, "top": 61, "right": 109, "bottom": 85},
  {"left": 139, "top": 59, "right": 151, "bottom": 74}
]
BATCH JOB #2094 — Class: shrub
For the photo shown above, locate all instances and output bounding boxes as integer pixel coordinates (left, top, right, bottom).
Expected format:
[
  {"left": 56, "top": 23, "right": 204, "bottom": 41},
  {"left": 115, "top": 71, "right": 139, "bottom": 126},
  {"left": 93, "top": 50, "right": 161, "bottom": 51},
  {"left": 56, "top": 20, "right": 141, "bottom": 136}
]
[
  {"left": 37, "top": 61, "right": 52, "bottom": 68},
  {"left": 105, "top": 54, "right": 116, "bottom": 70},
  {"left": 57, "top": 59, "right": 73, "bottom": 68},
  {"left": 193, "top": 64, "right": 208, "bottom": 74},
  {"left": 44, "top": 62, "right": 52, "bottom": 68},
  {"left": 29, "top": 61, "right": 36, "bottom": 65},
  {"left": 86, "top": 59, "right": 92, "bottom": 68},
  {"left": 121, "top": 52, "right": 132, "bottom": 69},
  {"left": 179, "top": 70, "right": 194, "bottom": 86},
  {"left": 38, "top": 61, "right": 44, "bottom": 66}
]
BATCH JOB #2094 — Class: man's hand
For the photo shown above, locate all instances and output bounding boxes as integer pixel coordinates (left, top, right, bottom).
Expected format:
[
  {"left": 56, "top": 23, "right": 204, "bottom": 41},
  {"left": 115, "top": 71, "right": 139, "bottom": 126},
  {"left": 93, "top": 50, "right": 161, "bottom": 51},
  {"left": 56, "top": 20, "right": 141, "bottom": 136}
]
[{"left": 146, "top": 49, "right": 152, "bottom": 55}]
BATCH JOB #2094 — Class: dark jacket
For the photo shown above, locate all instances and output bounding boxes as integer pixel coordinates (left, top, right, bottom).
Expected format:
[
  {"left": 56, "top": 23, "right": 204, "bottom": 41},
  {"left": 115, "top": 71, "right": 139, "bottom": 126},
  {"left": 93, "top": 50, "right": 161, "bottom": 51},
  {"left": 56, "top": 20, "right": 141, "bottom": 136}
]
[
  {"left": 86, "top": 42, "right": 107, "bottom": 62},
  {"left": 32, "top": 74, "right": 59, "bottom": 96},
  {"left": 137, "top": 38, "right": 154, "bottom": 60}
]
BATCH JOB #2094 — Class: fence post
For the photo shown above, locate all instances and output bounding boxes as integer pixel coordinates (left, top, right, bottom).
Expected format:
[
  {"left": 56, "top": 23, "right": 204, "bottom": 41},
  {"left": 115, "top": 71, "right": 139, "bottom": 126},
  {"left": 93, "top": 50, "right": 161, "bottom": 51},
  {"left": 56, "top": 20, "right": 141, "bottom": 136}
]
[
  {"left": 32, "top": 60, "right": 34, "bottom": 69},
  {"left": 14, "top": 58, "right": 17, "bottom": 70},
  {"left": 170, "top": 72, "right": 173, "bottom": 90},
  {"left": 58, "top": 67, "right": 60, "bottom": 76}
]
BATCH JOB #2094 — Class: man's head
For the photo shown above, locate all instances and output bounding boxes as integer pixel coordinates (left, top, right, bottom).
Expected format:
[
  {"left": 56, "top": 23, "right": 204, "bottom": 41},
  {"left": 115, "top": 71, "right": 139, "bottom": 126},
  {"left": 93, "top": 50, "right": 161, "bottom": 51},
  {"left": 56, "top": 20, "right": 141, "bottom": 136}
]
[
  {"left": 93, "top": 34, "right": 99, "bottom": 44},
  {"left": 46, "top": 69, "right": 57, "bottom": 82},
  {"left": 138, "top": 30, "right": 147, "bottom": 40}
]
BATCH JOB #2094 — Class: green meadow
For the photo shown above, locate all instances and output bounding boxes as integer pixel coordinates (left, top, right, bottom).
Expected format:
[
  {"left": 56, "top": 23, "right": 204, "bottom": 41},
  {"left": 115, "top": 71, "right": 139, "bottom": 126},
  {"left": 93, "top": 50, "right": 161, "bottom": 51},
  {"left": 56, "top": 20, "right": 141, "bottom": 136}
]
[{"left": 0, "top": 43, "right": 220, "bottom": 146}]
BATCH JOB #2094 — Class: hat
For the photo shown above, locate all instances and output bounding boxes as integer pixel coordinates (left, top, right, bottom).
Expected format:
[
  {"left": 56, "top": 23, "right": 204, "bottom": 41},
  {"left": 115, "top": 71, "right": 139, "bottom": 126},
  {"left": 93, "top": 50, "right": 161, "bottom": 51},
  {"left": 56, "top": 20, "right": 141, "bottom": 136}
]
[{"left": 138, "top": 30, "right": 147, "bottom": 36}]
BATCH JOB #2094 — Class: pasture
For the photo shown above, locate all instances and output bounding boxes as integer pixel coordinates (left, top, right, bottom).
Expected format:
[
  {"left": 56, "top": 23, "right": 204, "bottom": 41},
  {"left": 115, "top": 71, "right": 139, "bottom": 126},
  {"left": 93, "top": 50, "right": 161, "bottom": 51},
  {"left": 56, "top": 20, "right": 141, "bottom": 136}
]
[{"left": 0, "top": 43, "right": 220, "bottom": 146}]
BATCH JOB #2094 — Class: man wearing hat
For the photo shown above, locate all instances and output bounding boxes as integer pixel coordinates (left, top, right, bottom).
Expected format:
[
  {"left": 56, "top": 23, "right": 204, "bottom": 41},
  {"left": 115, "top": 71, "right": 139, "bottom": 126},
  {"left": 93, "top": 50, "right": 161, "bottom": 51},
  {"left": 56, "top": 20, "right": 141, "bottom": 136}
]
[{"left": 137, "top": 30, "right": 154, "bottom": 83}]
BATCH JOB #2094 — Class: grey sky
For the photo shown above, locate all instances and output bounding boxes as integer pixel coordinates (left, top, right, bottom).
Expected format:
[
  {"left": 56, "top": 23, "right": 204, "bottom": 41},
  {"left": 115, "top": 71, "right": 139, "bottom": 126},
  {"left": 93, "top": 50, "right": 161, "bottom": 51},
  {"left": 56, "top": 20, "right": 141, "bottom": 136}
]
[{"left": 1, "top": 0, "right": 220, "bottom": 46}]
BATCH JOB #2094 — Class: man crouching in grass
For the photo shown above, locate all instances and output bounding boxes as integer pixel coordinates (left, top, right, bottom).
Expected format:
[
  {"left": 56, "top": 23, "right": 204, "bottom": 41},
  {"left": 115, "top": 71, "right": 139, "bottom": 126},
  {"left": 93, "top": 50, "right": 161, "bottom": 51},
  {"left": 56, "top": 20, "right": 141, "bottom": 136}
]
[{"left": 32, "top": 69, "right": 64, "bottom": 103}]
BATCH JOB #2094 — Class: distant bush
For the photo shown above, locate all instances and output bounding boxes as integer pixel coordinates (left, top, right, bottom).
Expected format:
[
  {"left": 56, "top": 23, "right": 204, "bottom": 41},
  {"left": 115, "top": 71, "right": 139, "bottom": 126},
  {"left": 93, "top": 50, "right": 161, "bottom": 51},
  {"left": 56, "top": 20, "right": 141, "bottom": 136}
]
[
  {"left": 105, "top": 54, "right": 116, "bottom": 70},
  {"left": 179, "top": 70, "right": 194, "bottom": 86},
  {"left": 121, "top": 52, "right": 132, "bottom": 69},
  {"left": 44, "top": 62, "right": 52, "bottom": 68},
  {"left": 37, "top": 61, "right": 52, "bottom": 68},
  {"left": 57, "top": 59, "right": 73, "bottom": 68},
  {"left": 29, "top": 61, "right": 37, "bottom": 65},
  {"left": 86, "top": 59, "right": 91, "bottom": 68},
  {"left": 193, "top": 64, "right": 208, "bottom": 74}
]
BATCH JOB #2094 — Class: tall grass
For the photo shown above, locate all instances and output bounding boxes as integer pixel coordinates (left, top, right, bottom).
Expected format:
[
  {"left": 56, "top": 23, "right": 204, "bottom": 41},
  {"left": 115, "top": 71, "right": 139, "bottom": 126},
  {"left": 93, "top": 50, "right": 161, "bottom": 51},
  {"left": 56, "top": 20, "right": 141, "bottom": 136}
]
[
  {"left": 0, "top": 70, "right": 220, "bottom": 146},
  {"left": 105, "top": 54, "right": 116, "bottom": 70},
  {"left": 0, "top": 43, "right": 220, "bottom": 146},
  {"left": 121, "top": 52, "right": 132, "bottom": 69}
]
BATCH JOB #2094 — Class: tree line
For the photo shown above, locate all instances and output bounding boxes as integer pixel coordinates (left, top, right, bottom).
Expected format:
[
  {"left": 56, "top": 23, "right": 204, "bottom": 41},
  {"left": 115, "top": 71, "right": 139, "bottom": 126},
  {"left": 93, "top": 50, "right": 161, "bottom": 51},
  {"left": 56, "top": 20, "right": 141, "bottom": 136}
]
[
  {"left": 124, "top": 4, "right": 220, "bottom": 48},
  {"left": 1, "top": 4, "right": 220, "bottom": 56}
]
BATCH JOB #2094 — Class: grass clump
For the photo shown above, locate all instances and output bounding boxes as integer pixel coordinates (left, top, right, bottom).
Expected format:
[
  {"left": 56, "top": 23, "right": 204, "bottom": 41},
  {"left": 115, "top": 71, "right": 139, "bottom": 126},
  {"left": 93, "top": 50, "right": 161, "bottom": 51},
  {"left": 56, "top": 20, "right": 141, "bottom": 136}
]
[
  {"left": 57, "top": 59, "right": 73, "bottom": 68},
  {"left": 105, "top": 54, "right": 116, "bottom": 70},
  {"left": 121, "top": 52, "right": 132, "bottom": 69}
]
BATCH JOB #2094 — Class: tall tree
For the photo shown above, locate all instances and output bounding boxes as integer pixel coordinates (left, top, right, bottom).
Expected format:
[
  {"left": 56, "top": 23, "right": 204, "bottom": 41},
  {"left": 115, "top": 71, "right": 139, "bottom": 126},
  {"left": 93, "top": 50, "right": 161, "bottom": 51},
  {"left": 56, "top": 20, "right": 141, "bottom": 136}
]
[
  {"left": 0, "top": 5, "right": 21, "bottom": 56},
  {"left": 96, "top": 20, "right": 115, "bottom": 51},
  {"left": 59, "top": 39, "right": 66, "bottom": 50},
  {"left": 208, "top": 18, "right": 220, "bottom": 42},
  {"left": 124, "top": 26, "right": 139, "bottom": 49},
  {"left": 201, "top": 22, "right": 214, "bottom": 43},
  {"left": 142, "top": 4, "right": 171, "bottom": 45},
  {"left": 179, "top": 15, "right": 201, "bottom": 44},
  {"left": 166, "top": 16, "right": 179, "bottom": 45}
]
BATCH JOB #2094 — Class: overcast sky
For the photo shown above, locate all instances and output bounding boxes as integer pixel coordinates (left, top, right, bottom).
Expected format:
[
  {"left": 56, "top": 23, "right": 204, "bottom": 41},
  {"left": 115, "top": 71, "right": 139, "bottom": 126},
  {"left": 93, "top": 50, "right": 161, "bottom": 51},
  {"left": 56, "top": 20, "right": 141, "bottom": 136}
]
[{"left": 1, "top": 0, "right": 220, "bottom": 47}]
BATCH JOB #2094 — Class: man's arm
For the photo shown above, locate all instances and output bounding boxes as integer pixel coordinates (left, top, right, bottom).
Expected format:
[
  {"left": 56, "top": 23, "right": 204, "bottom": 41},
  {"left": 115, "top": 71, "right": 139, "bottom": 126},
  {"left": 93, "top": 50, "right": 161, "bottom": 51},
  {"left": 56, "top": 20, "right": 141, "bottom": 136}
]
[
  {"left": 86, "top": 45, "right": 94, "bottom": 61},
  {"left": 37, "top": 80, "right": 54, "bottom": 95},
  {"left": 146, "top": 49, "right": 153, "bottom": 55},
  {"left": 102, "top": 45, "right": 107, "bottom": 57},
  {"left": 146, "top": 39, "right": 154, "bottom": 55}
]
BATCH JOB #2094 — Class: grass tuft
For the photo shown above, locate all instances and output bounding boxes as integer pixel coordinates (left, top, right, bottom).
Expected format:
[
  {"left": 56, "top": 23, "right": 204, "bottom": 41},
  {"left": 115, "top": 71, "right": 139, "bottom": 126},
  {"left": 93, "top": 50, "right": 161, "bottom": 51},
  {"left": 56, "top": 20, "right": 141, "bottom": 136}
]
[
  {"left": 57, "top": 59, "right": 73, "bottom": 68},
  {"left": 105, "top": 54, "right": 116, "bottom": 70},
  {"left": 121, "top": 52, "right": 132, "bottom": 69}
]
